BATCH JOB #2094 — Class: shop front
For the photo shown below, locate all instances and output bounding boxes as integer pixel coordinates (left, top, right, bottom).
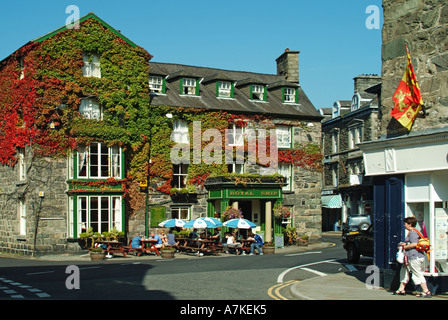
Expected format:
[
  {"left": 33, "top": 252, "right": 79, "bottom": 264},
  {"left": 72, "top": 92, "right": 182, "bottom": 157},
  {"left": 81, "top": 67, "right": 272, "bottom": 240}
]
[
  {"left": 360, "top": 127, "right": 448, "bottom": 291},
  {"left": 204, "top": 176, "right": 285, "bottom": 242}
]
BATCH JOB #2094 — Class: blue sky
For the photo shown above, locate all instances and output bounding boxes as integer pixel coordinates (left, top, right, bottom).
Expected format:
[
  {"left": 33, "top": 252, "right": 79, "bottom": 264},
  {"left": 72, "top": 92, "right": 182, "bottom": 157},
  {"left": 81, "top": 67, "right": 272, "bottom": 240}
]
[{"left": 0, "top": 0, "right": 383, "bottom": 110}]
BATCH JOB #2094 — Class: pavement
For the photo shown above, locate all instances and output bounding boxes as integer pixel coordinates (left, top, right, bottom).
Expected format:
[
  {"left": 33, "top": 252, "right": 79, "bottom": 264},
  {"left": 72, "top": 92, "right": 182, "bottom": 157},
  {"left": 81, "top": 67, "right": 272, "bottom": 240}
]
[{"left": 3, "top": 233, "right": 448, "bottom": 301}]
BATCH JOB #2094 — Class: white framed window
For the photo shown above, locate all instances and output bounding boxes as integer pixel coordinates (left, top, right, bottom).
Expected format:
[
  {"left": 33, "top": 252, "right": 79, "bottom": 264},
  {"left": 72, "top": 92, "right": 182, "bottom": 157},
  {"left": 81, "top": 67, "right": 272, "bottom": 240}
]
[
  {"left": 18, "top": 198, "right": 26, "bottom": 236},
  {"left": 228, "top": 163, "right": 244, "bottom": 174},
  {"left": 149, "top": 76, "right": 164, "bottom": 93},
  {"left": 68, "top": 196, "right": 74, "bottom": 238},
  {"left": 77, "top": 143, "right": 122, "bottom": 179},
  {"left": 171, "top": 119, "right": 190, "bottom": 144},
  {"left": 171, "top": 206, "right": 190, "bottom": 220},
  {"left": 332, "top": 102, "right": 340, "bottom": 118},
  {"left": 251, "top": 85, "right": 265, "bottom": 101},
  {"left": 77, "top": 195, "right": 122, "bottom": 235},
  {"left": 332, "top": 164, "right": 338, "bottom": 187},
  {"left": 79, "top": 98, "right": 102, "bottom": 120},
  {"left": 172, "top": 164, "right": 189, "bottom": 189},
  {"left": 218, "top": 81, "right": 232, "bottom": 98},
  {"left": 332, "top": 131, "right": 339, "bottom": 154},
  {"left": 227, "top": 124, "right": 244, "bottom": 146},
  {"left": 275, "top": 126, "right": 292, "bottom": 148},
  {"left": 182, "top": 78, "right": 197, "bottom": 95},
  {"left": 284, "top": 87, "right": 297, "bottom": 103},
  {"left": 18, "top": 57, "right": 25, "bottom": 80},
  {"left": 18, "top": 148, "right": 26, "bottom": 181},
  {"left": 82, "top": 53, "right": 101, "bottom": 78},
  {"left": 349, "top": 126, "right": 363, "bottom": 149},
  {"left": 278, "top": 163, "right": 293, "bottom": 191}
]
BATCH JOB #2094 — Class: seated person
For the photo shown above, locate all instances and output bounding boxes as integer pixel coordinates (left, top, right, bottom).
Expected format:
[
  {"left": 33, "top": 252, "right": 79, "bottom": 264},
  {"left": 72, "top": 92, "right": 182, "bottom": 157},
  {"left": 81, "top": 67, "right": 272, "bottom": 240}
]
[
  {"left": 150, "top": 231, "right": 163, "bottom": 248},
  {"left": 131, "top": 234, "right": 142, "bottom": 249},
  {"left": 189, "top": 229, "right": 199, "bottom": 240},
  {"left": 160, "top": 230, "right": 168, "bottom": 245},
  {"left": 166, "top": 229, "right": 179, "bottom": 247},
  {"left": 227, "top": 232, "right": 243, "bottom": 255},
  {"left": 247, "top": 232, "right": 264, "bottom": 255}
]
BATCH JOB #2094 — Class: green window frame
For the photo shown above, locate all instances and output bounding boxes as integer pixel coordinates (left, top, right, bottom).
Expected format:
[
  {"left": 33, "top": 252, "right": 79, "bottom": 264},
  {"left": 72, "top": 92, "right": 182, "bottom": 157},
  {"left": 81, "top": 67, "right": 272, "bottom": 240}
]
[
  {"left": 216, "top": 81, "right": 234, "bottom": 98},
  {"left": 282, "top": 87, "right": 299, "bottom": 104},
  {"left": 149, "top": 76, "right": 166, "bottom": 94},
  {"left": 69, "top": 194, "right": 125, "bottom": 238},
  {"left": 250, "top": 84, "right": 267, "bottom": 101},
  {"left": 181, "top": 77, "right": 200, "bottom": 96}
]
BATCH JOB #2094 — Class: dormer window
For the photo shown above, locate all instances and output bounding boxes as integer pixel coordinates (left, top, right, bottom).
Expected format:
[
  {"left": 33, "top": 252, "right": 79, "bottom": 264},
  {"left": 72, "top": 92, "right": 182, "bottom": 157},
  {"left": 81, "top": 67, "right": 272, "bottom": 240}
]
[
  {"left": 351, "top": 94, "right": 360, "bottom": 111},
  {"left": 79, "top": 98, "right": 103, "bottom": 120},
  {"left": 332, "top": 102, "right": 340, "bottom": 118},
  {"left": 149, "top": 76, "right": 165, "bottom": 94},
  {"left": 251, "top": 85, "right": 266, "bottom": 101},
  {"left": 283, "top": 87, "right": 298, "bottom": 103},
  {"left": 218, "top": 81, "right": 233, "bottom": 98},
  {"left": 82, "top": 53, "right": 101, "bottom": 78},
  {"left": 182, "top": 78, "right": 199, "bottom": 95}
]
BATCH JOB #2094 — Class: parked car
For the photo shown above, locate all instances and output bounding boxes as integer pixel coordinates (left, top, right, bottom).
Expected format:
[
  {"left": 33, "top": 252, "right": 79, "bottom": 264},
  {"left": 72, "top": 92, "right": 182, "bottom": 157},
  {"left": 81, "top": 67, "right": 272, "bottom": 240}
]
[
  {"left": 342, "top": 223, "right": 374, "bottom": 264},
  {"left": 342, "top": 215, "right": 371, "bottom": 242}
]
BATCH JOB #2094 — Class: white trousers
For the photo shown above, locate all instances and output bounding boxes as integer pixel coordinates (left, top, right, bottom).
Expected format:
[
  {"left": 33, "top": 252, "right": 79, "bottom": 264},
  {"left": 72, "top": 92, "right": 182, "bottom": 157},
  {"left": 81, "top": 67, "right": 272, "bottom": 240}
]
[{"left": 400, "top": 257, "right": 426, "bottom": 285}]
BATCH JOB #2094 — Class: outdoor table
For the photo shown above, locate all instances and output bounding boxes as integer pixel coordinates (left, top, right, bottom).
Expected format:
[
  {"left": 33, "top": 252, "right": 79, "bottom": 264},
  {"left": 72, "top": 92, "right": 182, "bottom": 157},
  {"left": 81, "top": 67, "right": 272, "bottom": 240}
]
[
  {"left": 241, "top": 239, "right": 255, "bottom": 253},
  {"left": 95, "top": 240, "right": 127, "bottom": 258},
  {"left": 139, "top": 239, "right": 161, "bottom": 256},
  {"left": 195, "top": 239, "right": 220, "bottom": 256}
]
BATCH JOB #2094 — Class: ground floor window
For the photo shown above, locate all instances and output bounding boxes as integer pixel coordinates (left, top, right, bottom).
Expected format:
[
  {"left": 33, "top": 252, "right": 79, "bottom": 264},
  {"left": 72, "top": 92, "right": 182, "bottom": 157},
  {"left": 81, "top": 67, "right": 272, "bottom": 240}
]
[
  {"left": 71, "top": 195, "right": 122, "bottom": 237},
  {"left": 171, "top": 206, "right": 190, "bottom": 220}
]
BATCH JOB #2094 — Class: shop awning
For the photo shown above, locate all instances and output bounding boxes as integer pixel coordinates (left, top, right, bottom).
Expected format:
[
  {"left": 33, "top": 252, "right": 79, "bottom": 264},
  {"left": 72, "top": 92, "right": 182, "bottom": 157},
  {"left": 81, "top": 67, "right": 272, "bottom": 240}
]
[{"left": 321, "top": 194, "right": 342, "bottom": 209}]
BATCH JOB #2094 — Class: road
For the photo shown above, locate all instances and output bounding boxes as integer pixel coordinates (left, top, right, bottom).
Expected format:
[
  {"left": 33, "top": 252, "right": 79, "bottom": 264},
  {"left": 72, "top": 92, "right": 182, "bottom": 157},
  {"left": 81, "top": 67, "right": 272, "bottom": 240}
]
[{"left": 0, "top": 233, "right": 373, "bottom": 301}]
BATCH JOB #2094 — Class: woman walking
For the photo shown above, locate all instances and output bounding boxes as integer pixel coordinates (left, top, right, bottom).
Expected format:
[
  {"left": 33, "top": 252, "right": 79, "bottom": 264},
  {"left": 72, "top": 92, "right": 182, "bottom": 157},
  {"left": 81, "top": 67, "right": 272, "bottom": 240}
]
[{"left": 393, "top": 217, "right": 431, "bottom": 298}]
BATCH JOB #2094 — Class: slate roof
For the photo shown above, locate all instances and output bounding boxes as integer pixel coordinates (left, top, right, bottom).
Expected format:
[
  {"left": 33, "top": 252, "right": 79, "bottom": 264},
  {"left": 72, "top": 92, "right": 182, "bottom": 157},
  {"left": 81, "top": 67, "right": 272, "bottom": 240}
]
[{"left": 148, "top": 62, "right": 322, "bottom": 120}]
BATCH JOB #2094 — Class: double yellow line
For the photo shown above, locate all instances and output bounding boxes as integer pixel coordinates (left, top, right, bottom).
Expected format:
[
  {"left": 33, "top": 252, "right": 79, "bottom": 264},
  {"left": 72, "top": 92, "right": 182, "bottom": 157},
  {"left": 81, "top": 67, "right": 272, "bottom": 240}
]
[{"left": 267, "top": 280, "right": 299, "bottom": 300}]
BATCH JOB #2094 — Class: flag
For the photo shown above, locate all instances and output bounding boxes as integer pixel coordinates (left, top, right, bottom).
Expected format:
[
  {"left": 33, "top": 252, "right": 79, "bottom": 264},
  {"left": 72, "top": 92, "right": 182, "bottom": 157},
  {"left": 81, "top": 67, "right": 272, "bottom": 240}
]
[{"left": 390, "top": 44, "right": 424, "bottom": 130}]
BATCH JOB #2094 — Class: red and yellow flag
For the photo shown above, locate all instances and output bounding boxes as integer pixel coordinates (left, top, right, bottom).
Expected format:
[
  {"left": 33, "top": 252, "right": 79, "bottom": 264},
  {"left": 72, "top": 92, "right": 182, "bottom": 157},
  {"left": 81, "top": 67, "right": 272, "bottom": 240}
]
[{"left": 390, "top": 44, "right": 424, "bottom": 130}]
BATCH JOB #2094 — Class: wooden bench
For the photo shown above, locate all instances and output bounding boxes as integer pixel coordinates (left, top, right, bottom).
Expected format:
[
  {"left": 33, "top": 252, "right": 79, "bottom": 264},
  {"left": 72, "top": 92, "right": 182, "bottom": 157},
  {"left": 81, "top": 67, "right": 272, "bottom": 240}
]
[{"left": 123, "top": 240, "right": 143, "bottom": 256}]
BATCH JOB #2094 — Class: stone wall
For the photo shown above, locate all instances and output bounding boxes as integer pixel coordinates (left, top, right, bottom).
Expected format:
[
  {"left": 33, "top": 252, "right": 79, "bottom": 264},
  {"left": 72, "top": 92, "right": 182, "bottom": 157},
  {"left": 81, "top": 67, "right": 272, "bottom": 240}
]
[
  {"left": 0, "top": 147, "right": 70, "bottom": 256},
  {"left": 381, "top": 0, "right": 448, "bottom": 135}
]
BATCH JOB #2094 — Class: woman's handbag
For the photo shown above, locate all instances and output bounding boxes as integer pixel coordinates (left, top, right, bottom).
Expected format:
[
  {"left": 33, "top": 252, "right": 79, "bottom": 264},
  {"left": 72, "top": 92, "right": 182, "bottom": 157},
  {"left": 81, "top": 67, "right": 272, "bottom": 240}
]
[
  {"left": 396, "top": 247, "right": 409, "bottom": 265},
  {"left": 396, "top": 247, "right": 405, "bottom": 264}
]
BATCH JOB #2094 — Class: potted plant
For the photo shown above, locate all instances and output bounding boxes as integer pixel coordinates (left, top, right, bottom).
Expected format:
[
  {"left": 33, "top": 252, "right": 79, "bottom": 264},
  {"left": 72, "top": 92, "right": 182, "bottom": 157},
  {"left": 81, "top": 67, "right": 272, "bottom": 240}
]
[
  {"left": 297, "top": 234, "right": 309, "bottom": 246},
  {"left": 160, "top": 246, "right": 175, "bottom": 259},
  {"left": 262, "top": 241, "right": 275, "bottom": 255},
  {"left": 89, "top": 247, "right": 105, "bottom": 261}
]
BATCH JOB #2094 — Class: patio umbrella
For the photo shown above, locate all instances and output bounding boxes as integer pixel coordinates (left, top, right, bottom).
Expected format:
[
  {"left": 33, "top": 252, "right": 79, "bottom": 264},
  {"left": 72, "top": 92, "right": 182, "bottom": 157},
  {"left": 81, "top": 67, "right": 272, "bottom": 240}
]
[
  {"left": 201, "top": 217, "right": 223, "bottom": 227},
  {"left": 184, "top": 218, "right": 218, "bottom": 229},
  {"left": 223, "top": 218, "right": 257, "bottom": 229},
  {"left": 158, "top": 219, "right": 187, "bottom": 228}
]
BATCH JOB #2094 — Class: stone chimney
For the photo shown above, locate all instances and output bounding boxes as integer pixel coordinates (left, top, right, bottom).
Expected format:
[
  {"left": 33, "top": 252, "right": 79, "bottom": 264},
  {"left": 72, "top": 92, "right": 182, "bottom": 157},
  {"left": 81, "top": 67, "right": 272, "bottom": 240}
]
[
  {"left": 276, "top": 49, "right": 300, "bottom": 84},
  {"left": 353, "top": 74, "right": 381, "bottom": 93}
]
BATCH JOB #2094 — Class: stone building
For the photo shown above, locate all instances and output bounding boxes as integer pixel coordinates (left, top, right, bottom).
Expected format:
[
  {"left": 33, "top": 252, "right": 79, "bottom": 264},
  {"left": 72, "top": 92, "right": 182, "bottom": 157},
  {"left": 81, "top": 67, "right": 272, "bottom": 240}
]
[
  {"left": 144, "top": 50, "right": 324, "bottom": 244},
  {"left": 0, "top": 13, "right": 323, "bottom": 255},
  {"left": 360, "top": 0, "right": 448, "bottom": 290},
  {"left": 321, "top": 75, "right": 381, "bottom": 231}
]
